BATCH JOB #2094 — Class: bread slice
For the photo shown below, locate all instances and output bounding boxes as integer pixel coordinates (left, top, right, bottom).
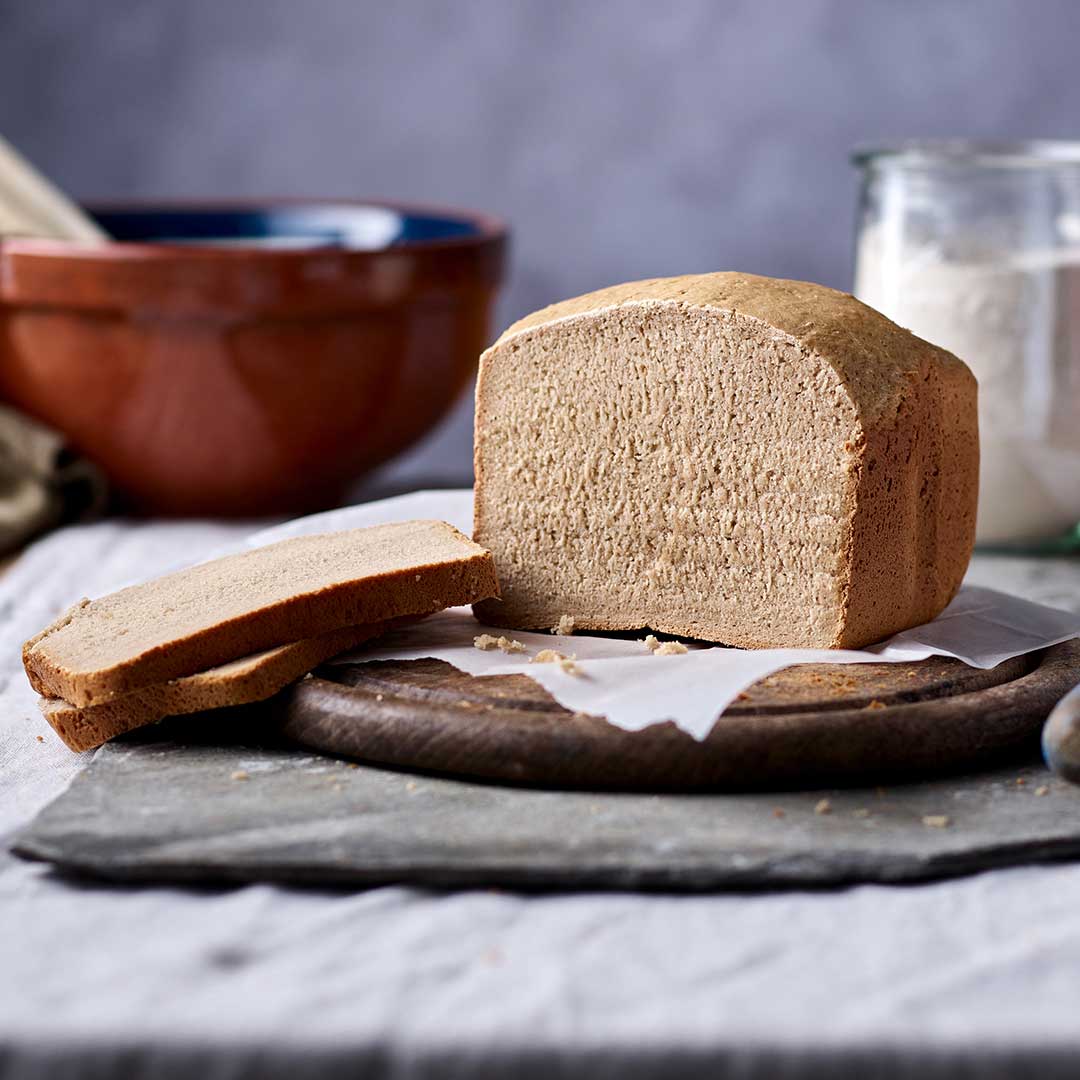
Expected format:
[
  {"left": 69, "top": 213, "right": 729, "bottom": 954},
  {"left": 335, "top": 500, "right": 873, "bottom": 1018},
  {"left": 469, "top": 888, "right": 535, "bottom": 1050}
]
[
  {"left": 24, "top": 520, "right": 497, "bottom": 706},
  {"left": 473, "top": 272, "right": 978, "bottom": 649},
  {"left": 39, "top": 622, "right": 387, "bottom": 753}
]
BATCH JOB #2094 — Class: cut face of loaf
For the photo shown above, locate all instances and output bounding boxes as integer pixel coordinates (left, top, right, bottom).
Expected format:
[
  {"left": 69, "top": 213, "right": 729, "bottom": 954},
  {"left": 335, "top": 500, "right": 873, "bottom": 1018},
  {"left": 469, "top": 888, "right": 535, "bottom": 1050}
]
[{"left": 473, "top": 272, "right": 978, "bottom": 649}]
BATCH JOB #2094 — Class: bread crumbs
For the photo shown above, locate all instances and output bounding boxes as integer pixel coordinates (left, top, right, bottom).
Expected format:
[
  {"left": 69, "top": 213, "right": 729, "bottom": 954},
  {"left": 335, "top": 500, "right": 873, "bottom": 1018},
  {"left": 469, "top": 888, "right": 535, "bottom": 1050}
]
[
  {"left": 655, "top": 641, "right": 688, "bottom": 656},
  {"left": 1035, "top": 785, "right": 1050, "bottom": 796},
  {"left": 532, "top": 649, "right": 567, "bottom": 664},
  {"left": 474, "top": 634, "right": 527, "bottom": 654},
  {"left": 641, "top": 635, "right": 688, "bottom": 655},
  {"left": 532, "top": 649, "right": 581, "bottom": 675},
  {"left": 35, "top": 735, "right": 43, "bottom": 743},
  {"left": 814, "top": 798, "right": 832, "bottom": 815},
  {"left": 923, "top": 814, "right": 950, "bottom": 828},
  {"left": 551, "top": 615, "right": 575, "bottom": 635},
  {"left": 865, "top": 699, "right": 886, "bottom": 709},
  {"left": 230, "top": 770, "right": 250, "bottom": 782}
]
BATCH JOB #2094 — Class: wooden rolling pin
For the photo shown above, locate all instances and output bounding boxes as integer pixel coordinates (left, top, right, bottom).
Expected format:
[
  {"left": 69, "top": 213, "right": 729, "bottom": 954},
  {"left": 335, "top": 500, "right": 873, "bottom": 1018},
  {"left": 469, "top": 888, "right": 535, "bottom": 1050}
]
[{"left": 0, "top": 133, "right": 107, "bottom": 243}]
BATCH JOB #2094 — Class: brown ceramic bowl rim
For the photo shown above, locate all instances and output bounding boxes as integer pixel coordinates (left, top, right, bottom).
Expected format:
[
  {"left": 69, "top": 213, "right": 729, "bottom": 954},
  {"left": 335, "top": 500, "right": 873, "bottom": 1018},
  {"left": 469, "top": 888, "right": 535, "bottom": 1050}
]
[
  {"left": 0, "top": 198, "right": 509, "bottom": 315},
  {"left": 0, "top": 197, "right": 508, "bottom": 260}
]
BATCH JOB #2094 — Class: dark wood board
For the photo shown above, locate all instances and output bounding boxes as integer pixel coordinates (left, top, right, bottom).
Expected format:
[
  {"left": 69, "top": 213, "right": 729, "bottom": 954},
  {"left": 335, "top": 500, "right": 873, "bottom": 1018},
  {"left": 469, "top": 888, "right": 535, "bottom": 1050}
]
[{"left": 276, "top": 640, "right": 1080, "bottom": 791}]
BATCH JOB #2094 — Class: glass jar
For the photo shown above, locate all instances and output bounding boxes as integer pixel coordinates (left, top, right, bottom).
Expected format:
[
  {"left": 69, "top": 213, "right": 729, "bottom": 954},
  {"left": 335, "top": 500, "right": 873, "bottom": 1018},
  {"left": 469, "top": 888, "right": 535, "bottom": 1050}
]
[{"left": 852, "top": 140, "right": 1080, "bottom": 549}]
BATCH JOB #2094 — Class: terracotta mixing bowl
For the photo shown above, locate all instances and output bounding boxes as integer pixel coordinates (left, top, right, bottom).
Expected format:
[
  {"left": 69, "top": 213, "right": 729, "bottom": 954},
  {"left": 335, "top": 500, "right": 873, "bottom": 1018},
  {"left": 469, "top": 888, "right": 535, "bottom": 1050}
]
[{"left": 0, "top": 201, "right": 507, "bottom": 515}]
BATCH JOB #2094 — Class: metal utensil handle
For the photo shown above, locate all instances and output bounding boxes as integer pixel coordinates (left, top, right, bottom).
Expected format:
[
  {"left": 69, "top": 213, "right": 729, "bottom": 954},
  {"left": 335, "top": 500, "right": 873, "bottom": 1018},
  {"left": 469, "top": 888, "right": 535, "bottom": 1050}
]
[{"left": 1043, "top": 679, "right": 1080, "bottom": 784}]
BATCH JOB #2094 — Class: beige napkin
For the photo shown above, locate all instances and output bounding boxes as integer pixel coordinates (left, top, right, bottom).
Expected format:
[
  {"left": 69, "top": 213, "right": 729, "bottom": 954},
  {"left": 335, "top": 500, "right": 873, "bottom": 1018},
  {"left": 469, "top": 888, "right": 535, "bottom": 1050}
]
[
  {"left": 0, "top": 404, "right": 107, "bottom": 554},
  {"left": 0, "top": 133, "right": 108, "bottom": 243}
]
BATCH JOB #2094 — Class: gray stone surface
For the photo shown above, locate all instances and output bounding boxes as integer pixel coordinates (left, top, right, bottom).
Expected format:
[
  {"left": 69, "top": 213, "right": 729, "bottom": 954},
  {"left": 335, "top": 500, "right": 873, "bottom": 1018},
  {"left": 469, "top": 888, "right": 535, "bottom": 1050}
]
[{"left": 14, "top": 715, "right": 1080, "bottom": 889}]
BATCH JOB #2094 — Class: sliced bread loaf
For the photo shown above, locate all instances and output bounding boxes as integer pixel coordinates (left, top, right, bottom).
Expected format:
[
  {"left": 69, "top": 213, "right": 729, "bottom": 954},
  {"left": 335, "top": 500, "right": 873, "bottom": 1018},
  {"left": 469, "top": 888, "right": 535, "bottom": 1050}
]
[
  {"left": 24, "top": 520, "right": 497, "bottom": 706},
  {"left": 39, "top": 622, "right": 388, "bottom": 753},
  {"left": 473, "top": 272, "right": 978, "bottom": 649}
]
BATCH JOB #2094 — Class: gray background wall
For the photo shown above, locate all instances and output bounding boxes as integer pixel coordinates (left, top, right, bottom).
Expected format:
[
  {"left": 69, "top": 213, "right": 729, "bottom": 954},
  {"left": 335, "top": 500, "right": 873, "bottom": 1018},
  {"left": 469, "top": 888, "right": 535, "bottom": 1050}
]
[{"left": 1, "top": 0, "right": 1077, "bottom": 488}]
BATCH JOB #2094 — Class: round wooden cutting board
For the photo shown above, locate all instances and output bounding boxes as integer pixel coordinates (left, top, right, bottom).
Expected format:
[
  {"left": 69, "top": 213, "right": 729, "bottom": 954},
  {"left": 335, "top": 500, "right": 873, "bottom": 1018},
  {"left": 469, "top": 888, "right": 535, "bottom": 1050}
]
[{"left": 276, "top": 640, "right": 1080, "bottom": 791}]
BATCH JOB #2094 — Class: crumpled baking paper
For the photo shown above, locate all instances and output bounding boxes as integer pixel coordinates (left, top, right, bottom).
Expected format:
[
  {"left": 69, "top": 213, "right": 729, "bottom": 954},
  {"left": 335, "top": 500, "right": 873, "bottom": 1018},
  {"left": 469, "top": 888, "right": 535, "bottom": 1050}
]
[{"left": 246, "top": 489, "right": 1080, "bottom": 741}]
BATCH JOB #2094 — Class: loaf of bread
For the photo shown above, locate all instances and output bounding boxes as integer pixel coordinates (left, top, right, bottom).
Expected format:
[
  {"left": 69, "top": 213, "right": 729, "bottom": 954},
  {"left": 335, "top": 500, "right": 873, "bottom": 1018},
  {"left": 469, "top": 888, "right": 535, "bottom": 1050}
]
[
  {"left": 24, "top": 520, "right": 498, "bottom": 706},
  {"left": 473, "top": 273, "right": 978, "bottom": 649},
  {"left": 39, "top": 622, "right": 389, "bottom": 753}
]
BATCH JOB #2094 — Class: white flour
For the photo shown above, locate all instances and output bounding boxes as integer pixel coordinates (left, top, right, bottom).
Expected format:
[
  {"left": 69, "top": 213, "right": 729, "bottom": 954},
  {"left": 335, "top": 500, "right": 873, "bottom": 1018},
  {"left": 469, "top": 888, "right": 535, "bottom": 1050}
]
[{"left": 855, "top": 226, "right": 1080, "bottom": 544}]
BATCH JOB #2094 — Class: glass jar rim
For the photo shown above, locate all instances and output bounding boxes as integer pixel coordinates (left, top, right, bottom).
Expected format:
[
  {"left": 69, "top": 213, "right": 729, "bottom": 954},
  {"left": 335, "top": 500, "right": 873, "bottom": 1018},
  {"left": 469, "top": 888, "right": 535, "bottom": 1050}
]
[{"left": 853, "top": 139, "right": 1080, "bottom": 170}]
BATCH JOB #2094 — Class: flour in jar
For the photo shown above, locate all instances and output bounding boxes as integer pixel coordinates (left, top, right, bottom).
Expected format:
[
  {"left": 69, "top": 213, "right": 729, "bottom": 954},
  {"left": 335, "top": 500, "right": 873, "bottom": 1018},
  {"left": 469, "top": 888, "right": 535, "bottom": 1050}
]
[{"left": 856, "top": 225, "right": 1080, "bottom": 544}]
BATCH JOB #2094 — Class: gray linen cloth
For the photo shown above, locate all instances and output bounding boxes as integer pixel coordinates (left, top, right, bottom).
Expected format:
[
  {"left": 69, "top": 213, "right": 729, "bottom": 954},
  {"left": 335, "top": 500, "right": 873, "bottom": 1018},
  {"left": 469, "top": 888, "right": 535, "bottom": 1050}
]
[{"left": 1, "top": 519, "right": 1080, "bottom": 1079}]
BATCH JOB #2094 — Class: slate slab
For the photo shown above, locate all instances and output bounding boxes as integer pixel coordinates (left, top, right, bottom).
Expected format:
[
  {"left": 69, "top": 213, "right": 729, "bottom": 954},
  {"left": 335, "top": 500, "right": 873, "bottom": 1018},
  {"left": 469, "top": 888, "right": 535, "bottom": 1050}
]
[{"left": 13, "top": 712, "right": 1080, "bottom": 890}]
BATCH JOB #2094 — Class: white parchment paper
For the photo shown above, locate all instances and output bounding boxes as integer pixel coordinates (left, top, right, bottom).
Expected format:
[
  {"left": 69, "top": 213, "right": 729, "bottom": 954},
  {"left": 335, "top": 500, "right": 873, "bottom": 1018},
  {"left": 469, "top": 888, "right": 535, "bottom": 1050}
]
[{"left": 247, "top": 489, "right": 1080, "bottom": 740}]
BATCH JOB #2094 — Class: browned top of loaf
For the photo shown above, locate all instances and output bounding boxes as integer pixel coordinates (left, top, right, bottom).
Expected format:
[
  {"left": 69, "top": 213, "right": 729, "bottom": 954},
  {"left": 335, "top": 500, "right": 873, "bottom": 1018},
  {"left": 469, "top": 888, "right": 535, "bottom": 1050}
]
[
  {"left": 490, "top": 272, "right": 974, "bottom": 425},
  {"left": 23, "top": 520, "right": 496, "bottom": 705}
]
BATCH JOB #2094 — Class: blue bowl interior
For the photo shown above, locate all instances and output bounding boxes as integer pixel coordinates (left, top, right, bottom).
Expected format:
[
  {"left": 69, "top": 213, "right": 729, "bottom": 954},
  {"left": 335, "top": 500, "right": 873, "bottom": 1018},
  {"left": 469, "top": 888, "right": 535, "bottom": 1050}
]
[{"left": 91, "top": 205, "right": 481, "bottom": 250}]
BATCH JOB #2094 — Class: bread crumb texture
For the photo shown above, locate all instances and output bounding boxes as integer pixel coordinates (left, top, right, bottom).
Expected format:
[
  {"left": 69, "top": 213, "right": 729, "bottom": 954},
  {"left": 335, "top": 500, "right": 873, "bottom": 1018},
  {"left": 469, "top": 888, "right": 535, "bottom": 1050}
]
[
  {"left": 473, "top": 272, "right": 977, "bottom": 649},
  {"left": 923, "top": 814, "right": 951, "bottom": 828},
  {"left": 550, "top": 615, "right": 575, "bottom": 635},
  {"left": 814, "top": 798, "right": 832, "bottom": 816}
]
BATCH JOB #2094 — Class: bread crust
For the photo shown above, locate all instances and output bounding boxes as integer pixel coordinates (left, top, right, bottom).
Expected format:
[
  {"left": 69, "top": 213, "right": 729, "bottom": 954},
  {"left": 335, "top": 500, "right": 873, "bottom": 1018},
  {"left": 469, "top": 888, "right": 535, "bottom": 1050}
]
[
  {"left": 39, "top": 622, "right": 389, "bottom": 753},
  {"left": 836, "top": 350, "right": 977, "bottom": 647},
  {"left": 473, "top": 272, "right": 978, "bottom": 649}
]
